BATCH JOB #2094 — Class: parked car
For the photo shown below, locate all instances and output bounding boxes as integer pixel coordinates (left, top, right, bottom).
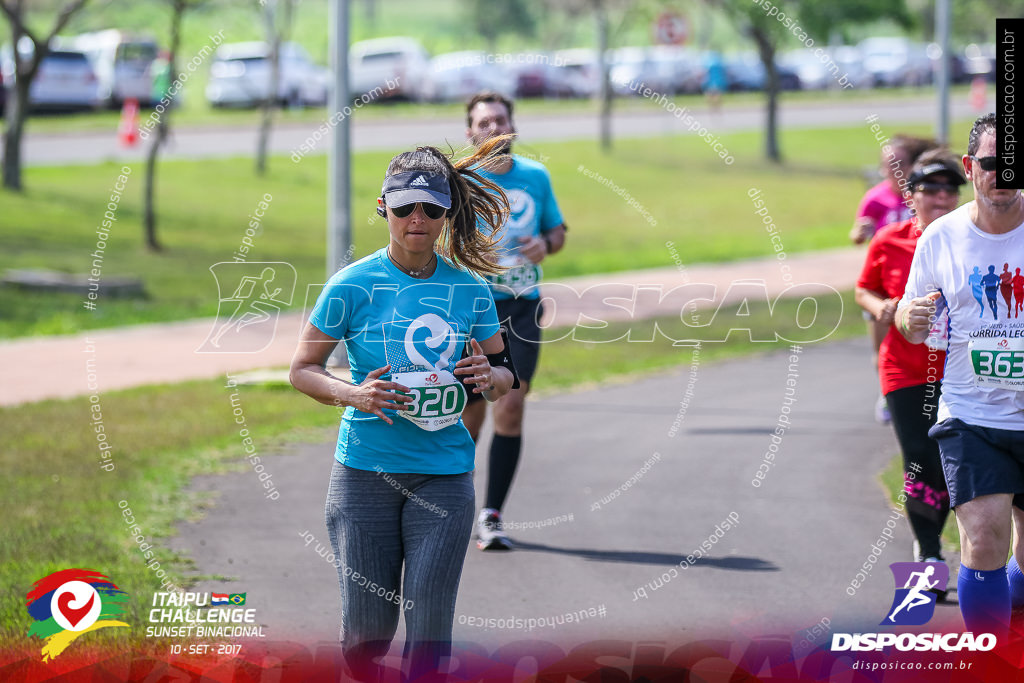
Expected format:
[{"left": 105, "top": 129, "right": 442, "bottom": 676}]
[
  {"left": 67, "top": 29, "right": 158, "bottom": 107},
  {"left": 552, "top": 48, "right": 600, "bottom": 98},
  {"left": 961, "top": 43, "right": 995, "bottom": 83},
  {"left": 779, "top": 48, "right": 831, "bottom": 90},
  {"left": 778, "top": 47, "right": 869, "bottom": 91},
  {"left": 610, "top": 47, "right": 677, "bottom": 95},
  {"left": 859, "top": 37, "right": 932, "bottom": 87},
  {"left": 507, "top": 53, "right": 571, "bottom": 99},
  {"left": 653, "top": 46, "right": 704, "bottom": 94},
  {"left": 1, "top": 39, "right": 101, "bottom": 111},
  {"left": 723, "top": 52, "right": 800, "bottom": 91},
  {"left": 206, "top": 41, "right": 329, "bottom": 108},
  {"left": 423, "top": 51, "right": 513, "bottom": 103},
  {"left": 831, "top": 46, "right": 873, "bottom": 89},
  {"left": 349, "top": 37, "right": 430, "bottom": 102}
]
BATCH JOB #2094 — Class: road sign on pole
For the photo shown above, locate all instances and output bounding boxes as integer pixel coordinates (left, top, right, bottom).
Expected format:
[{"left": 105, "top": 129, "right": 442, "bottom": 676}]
[{"left": 654, "top": 12, "right": 688, "bottom": 46}]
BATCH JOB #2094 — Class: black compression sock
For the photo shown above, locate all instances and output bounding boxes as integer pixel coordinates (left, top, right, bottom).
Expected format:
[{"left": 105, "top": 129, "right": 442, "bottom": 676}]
[{"left": 485, "top": 434, "right": 522, "bottom": 512}]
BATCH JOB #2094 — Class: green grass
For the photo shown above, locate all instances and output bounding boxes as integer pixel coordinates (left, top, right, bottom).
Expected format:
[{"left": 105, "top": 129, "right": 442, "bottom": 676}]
[
  {"left": 0, "top": 377, "right": 334, "bottom": 647},
  {"left": 0, "top": 288, "right": 863, "bottom": 643},
  {"left": 1, "top": 120, "right": 976, "bottom": 339}
]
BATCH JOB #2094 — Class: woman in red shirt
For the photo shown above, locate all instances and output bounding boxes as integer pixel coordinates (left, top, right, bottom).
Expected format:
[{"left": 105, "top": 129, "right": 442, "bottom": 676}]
[{"left": 856, "top": 149, "right": 966, "bottom": 598}]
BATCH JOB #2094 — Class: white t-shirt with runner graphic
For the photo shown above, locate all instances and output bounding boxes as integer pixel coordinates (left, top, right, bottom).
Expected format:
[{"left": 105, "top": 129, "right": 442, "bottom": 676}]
[{"left": 900, "top": 203, "right": 1024, "bottom": 430}]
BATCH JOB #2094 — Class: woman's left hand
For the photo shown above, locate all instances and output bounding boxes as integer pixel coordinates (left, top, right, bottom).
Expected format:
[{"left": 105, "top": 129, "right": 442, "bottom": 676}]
[{"left": 454, "top": 338, "right": 495, "bottom": 393}]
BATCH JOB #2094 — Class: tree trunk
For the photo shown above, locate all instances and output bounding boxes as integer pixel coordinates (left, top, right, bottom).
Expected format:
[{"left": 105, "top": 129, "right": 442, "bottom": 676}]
[
  {"left": 141, "top": 0, "right": 185, "bottom": 251},
  {"left": 2, "top": 78, "right": 30, "bottom": 190},
  {"left": 752, "top": 27, "right": 780, "bottom": 163},
  {"left": 256, "top": 2, "right": 280, "bottom": 175},
  {"left": 1, "top": 0, "right": 90, "bottom": 190},
  {"left": 142, "top": 118, "right": 165, "bottom": 251},
  {"left": 256, "top": 0, "right": 293, "bottom": 175},
  {"left": 595, "top": 0, "right": 611, "bottom": 152}
]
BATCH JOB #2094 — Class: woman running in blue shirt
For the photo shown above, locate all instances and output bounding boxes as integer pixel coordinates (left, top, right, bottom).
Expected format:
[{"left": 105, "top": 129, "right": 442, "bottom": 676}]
[{"left": 290, "top": 137, "right": 515, "bottom": 681}]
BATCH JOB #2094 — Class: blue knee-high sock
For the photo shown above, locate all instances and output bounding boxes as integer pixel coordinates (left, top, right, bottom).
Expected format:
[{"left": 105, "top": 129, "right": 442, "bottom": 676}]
[
  {"left": 958, "top": 564, "right": 1010, "bottom": 635},
  {"left": 1007, "top": 556, "right": 1024, "bottom": 608}
]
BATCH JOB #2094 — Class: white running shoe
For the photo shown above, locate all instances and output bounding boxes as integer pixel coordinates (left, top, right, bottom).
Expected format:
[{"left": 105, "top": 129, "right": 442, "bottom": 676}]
[{"left": 476, "top": 508, "right": 513, "bottom": 551}]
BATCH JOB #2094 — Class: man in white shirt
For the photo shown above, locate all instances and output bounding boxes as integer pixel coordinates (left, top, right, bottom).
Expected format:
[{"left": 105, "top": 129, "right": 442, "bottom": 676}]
[{"left": 899, "top": 113, "right": 1024, "bottom": 636}]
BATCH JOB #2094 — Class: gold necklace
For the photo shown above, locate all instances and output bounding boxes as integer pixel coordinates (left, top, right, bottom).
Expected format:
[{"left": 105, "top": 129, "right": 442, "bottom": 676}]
[{"left": 388, "top": 248, "right": 436, "bottom": 278}]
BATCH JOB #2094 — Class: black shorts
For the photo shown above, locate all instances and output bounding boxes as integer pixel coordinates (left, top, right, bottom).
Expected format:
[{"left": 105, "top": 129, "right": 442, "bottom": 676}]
[
  {"left": 466, "top": 297, "right": 544, "bottom": 404},
  {"left": 929, "top": 417, "right": 1024, "bottom": 509}
]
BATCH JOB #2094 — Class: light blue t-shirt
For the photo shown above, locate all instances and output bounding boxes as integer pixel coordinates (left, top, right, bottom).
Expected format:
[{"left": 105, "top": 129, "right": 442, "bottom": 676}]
[
  {"left": 476, "top": 155, "right": 564, "bottom": 301},
  {"left": 308, "top": 248, "right": 500, "bottom": 474}
]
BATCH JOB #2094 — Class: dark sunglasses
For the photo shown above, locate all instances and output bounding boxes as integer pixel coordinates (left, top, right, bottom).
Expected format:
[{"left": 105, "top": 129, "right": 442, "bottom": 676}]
[
  {"left": 914, "top": 182, "right": 960, "bottom": 195},
  {"left": 389, "top": 202, "right": 446, "bottom": 220},
  {"left": 970, "top": 155, "right": 998, "bottom": 172}
]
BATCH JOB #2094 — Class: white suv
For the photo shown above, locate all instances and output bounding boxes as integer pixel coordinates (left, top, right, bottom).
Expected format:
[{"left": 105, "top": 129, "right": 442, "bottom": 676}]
[
  {"left": 206, "top": 41, "right": 329, "bottom": 108},
  {"left": 349, "top": 37, "right": 430, "bottom": 102}
]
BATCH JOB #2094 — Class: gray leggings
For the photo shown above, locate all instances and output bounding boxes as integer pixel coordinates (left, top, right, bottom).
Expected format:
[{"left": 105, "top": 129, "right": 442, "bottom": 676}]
[{"left": 325, "top": 461, "right": 474, "bottom": 680}]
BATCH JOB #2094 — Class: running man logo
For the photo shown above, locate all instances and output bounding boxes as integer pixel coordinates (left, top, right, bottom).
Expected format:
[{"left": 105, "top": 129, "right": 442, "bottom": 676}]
[
  {"left": 25, "top": 569, "right": 130, "bottom": 662},
  {"left": 881, "top": 561, "right": 948, "bottom": 626},
  {"left": 198, "top": 262, "right": 297, "bottom": 353}
]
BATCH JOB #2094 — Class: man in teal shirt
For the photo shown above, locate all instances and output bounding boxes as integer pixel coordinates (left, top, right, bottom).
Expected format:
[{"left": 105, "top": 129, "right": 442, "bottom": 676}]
[{"left": 462, "top": 91, "right": 568, "bottom": 550}]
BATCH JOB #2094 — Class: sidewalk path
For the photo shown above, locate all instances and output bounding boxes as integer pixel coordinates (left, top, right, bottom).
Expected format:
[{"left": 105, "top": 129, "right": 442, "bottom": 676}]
[{"left": 0, "top": 246, "right": 863, "bottom": 406}]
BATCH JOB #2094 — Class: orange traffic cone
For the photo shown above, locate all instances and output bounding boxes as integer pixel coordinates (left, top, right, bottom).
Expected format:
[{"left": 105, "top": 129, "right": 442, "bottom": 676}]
[
  {"left": 970, "top": 76, "right": 987, "bottom": 112},
  {"left": 118, "top": 98, "right": 139, "bottom": 147}
]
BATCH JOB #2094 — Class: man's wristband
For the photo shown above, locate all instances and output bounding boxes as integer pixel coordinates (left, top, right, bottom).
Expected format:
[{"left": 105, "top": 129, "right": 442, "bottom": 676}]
[{"left": 542, "top": 233, "right": 553, "bottom": 254}]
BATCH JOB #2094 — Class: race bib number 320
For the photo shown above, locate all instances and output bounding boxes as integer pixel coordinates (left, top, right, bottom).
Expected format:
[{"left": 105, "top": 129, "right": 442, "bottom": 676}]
[
  {"left": 969, "top": 336, "right": 1024, "bottom": 390},
  {"left": 392, "top": 370, "right": 467, "bottom": 431}
]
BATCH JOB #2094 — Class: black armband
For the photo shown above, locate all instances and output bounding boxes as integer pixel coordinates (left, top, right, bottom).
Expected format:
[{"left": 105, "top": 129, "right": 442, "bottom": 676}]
[{"left": 486, "top": 327, "right": 520, "bottom": 390}]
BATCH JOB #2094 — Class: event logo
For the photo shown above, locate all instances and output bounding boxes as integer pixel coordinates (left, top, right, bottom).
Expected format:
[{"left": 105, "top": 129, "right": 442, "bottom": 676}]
[
  {"left": 832, "top": 561, "right": 995, "bottom": 653},
  {"left": 882, "top": 561, "right": 948, "bottom": 626},
  {"left": 26, "top": 569, "right": 129, "bottom": 661}
]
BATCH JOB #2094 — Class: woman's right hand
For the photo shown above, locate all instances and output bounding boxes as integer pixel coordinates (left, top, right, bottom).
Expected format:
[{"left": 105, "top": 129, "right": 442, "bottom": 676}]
[{"left": 350, "top": 365, "right": 412, "bottom": 425}]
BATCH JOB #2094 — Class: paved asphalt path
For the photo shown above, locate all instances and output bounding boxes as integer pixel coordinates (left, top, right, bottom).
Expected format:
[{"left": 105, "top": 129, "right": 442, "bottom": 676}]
[
  {"left": 23, "top": 94, "right": 990, "bottom": 166},
  {"left": 169, "top": 337, "right": 963, "bottom": 652}
]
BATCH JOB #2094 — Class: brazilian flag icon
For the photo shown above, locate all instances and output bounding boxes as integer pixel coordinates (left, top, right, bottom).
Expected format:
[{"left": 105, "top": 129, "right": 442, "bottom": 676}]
[{"left": 228, "top": 593, "right": 246, "bottom": 606}]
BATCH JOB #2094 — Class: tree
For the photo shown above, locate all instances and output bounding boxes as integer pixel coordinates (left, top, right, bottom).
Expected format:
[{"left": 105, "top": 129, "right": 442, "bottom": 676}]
[
  {"left": 0, "top": 0, "right": 91, "bottom": 191},
  {"left": 466, "top": 0, "right": 537, "bottom": 53},
  {"left": 542, "top": 0, "right": 638, "bottom": 152},
  {"left": 255, "top": 0, "right": 296, "bottom": 176},
  {"left": 143, "top": 0, "right": 204, "bottom": 251},
  {"left": 707, "top": 0, "right": 910, "bottom": 163}
]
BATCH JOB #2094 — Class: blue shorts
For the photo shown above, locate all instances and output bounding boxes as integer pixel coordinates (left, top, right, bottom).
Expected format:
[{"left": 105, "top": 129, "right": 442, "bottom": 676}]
[{"left": 929, "top": 418, "right": 1024, "bottom": 509}]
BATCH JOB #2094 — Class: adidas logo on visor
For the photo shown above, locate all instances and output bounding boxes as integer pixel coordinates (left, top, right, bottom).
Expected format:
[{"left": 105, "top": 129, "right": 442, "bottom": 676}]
[{"left": 410, "top": 175, "right": 430, "bottom": 187}]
